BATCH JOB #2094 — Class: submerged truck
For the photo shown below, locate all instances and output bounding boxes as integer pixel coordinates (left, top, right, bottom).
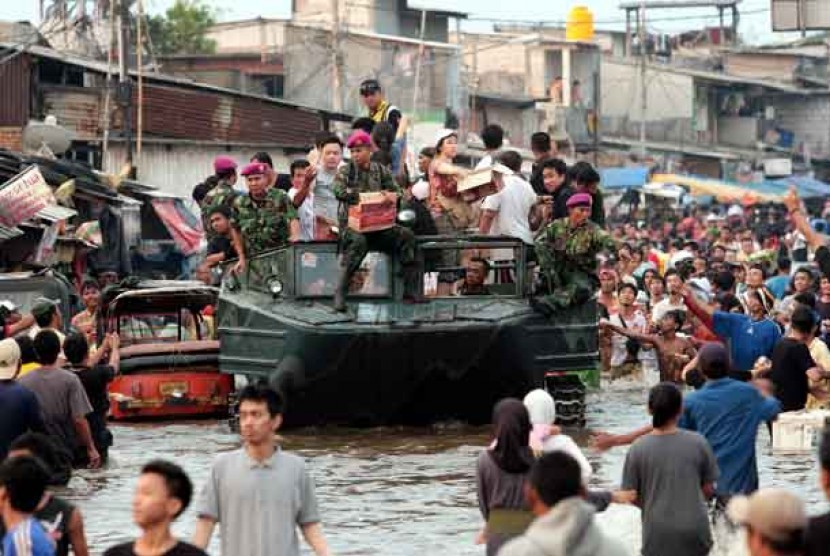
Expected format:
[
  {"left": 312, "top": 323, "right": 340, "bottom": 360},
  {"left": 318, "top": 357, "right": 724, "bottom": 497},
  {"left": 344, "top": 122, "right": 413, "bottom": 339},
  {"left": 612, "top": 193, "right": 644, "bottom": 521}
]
[{"left": 216, "top": 236, "right": 598, "bottom": 427}]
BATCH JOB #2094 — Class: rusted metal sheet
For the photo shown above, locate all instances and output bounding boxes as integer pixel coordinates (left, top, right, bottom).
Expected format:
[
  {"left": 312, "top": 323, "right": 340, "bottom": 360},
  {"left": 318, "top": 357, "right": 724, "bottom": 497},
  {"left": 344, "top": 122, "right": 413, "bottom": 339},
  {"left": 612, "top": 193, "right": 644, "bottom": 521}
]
[
  {"left": 138, "top": 84, "right": 323, "bottom": 146},
  {"left": 0, "top": 54, "right": 30, "bottom": 126},
  {"left": 41, "top": 87, "right": 102, "bottom": 139}
]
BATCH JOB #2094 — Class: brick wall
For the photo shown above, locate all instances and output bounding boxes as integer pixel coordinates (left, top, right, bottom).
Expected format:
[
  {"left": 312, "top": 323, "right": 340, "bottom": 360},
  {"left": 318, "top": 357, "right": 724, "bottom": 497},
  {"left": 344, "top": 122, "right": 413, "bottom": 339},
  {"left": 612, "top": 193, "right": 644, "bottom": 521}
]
[{"left": 0, "top": 127, "right": 22, "bottom": 151}]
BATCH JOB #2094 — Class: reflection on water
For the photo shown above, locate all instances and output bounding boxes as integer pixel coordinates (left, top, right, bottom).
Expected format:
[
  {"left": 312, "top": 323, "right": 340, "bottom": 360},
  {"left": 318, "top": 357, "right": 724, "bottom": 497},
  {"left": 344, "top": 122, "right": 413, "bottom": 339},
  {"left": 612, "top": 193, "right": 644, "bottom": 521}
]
[{"left": 65, "top": 381, "right": 825, "bottom": 555}]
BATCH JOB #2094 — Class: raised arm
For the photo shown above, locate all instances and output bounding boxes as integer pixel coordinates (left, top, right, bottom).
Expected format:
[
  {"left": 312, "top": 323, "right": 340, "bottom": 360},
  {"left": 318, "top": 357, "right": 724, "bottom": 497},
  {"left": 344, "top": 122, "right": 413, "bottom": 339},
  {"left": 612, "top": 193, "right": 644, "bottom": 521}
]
[
  {"left": 682, "top": 287, "right": 714, "bottom": 328},
  {"left": 784, "top": 187, "right": 827, "bottom": 250},
  {"left": 598, "top": 321, "right": 660, "bottom": 347}
]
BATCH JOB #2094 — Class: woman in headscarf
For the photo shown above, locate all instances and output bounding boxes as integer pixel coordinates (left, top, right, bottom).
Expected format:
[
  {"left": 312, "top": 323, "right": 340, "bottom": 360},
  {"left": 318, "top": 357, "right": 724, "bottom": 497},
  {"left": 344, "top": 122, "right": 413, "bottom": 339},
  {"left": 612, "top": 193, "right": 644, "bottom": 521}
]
[
  {"left": 523, "top": 389, "right": 592, "bottom": 482},
  {"left": 476, "top": 398, "right": 534, "bottom": 555}
]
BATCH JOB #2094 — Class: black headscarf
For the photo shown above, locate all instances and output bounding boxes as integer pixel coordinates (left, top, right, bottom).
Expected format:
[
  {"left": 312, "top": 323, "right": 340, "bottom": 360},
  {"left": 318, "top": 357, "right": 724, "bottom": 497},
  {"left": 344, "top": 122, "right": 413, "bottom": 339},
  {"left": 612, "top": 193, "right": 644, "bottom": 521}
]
[{"left": 488, "top": 398, "right": 534, "bottom": 474}]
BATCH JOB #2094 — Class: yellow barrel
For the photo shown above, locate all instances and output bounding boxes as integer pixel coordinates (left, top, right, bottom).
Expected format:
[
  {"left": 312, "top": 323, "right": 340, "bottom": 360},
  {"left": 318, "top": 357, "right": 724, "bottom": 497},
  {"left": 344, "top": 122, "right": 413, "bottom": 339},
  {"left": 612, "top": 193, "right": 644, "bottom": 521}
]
[{"left": 566, "top": 6, "right": 594, "bottom": 41}]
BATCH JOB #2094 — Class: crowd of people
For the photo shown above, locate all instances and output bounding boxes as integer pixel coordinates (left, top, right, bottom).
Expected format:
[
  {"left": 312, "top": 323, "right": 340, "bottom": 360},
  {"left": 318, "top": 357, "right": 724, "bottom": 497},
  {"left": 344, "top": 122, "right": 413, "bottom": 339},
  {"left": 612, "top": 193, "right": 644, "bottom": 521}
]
[{"left": 4, "top": 74, "right": 830, "bottom": 555}]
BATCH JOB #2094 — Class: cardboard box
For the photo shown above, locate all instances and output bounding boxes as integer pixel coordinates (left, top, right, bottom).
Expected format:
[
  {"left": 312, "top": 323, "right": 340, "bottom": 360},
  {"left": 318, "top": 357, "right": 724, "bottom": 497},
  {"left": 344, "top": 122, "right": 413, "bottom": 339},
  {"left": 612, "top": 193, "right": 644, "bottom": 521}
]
[
  {"left": 458, "top": 168, "right": 498, "bottom": 202},
  {"left": 348, "top": 192, "right": 398, "bottom": 232}
]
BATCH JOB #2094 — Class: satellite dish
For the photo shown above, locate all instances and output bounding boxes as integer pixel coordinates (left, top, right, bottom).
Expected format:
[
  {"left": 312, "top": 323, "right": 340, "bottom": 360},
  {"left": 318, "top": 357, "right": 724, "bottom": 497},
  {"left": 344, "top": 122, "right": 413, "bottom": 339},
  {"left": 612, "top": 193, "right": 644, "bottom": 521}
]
[{"left": 21, "top": 117, "right": 75, "bottom": 158}]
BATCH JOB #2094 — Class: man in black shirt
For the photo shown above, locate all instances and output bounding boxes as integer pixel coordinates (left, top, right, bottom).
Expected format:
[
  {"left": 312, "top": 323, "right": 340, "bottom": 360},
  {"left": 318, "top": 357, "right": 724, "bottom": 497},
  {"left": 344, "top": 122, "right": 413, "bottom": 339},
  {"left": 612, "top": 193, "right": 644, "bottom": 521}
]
[
  {"left": 538, "top": 158, "right": 572, "bottom": 222},
  {"left": 204, "top": 205, "right": 237, "bottom": 267},
  {"left": 104, "top": 460, "right": 207, "bottom": 556},
  {"left": 529, "top": 132, "right": 554, "bottom": 195},
  {"left": 62, "top": 332, "right": 118, "bottom": 464},
  {"left": 767, "top": 305, "right": 818, "bottom": 412}
]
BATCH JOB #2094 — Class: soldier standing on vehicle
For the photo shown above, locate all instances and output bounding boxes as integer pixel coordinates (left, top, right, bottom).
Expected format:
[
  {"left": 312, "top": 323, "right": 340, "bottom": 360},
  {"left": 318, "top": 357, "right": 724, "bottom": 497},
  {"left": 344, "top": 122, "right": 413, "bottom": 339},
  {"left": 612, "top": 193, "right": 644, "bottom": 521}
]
[
  {"left": 332, "top": 130, "right": 420, "bottom": 312},
  {"left": 231, "top": 163, "right": 300, "bottom": 273},
  {"left": 533, "top": 192, "right": 616, "bottom": 315},
  {"left": 199, "top": 157, "right": 239, "bottom": 239}
]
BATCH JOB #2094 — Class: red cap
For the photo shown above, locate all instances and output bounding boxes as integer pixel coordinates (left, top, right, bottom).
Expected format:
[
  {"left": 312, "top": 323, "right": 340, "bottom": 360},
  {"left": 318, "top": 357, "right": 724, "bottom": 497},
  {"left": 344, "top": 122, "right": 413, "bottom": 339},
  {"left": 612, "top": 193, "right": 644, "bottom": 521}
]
[
  {"left": 213, "top": 156, "right": 237, "bottom": 173},
  {"left": 240, "top": 162, "right": 268, "bottom": 176},
  {"left": 566, "top": 192, "right": 593, "bottom": 208},
  {"left": 347, "top": 130, "right": 372, "bottom": 149}
]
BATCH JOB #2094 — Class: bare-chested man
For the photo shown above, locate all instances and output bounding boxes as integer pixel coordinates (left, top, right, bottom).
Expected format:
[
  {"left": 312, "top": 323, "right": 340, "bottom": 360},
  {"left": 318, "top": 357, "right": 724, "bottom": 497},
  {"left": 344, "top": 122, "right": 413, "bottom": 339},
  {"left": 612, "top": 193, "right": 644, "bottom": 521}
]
[{"left": 601, "top": 310, "right": 696, "bottom": 383}]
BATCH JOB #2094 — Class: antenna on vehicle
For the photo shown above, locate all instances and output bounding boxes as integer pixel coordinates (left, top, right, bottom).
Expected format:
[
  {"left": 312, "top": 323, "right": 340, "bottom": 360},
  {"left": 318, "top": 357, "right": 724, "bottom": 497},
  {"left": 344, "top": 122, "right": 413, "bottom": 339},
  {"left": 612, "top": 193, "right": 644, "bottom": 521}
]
[{"left": 21, "top": 116, "right": 75, "bottom": 158}]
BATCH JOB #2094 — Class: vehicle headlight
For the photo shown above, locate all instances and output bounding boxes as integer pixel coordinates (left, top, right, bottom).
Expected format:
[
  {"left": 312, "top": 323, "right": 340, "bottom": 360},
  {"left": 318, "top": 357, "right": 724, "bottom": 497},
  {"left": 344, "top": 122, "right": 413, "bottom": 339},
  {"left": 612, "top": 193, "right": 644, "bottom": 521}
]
[{"left": 267, "top": 277, "right": 283, "bottom": 297}]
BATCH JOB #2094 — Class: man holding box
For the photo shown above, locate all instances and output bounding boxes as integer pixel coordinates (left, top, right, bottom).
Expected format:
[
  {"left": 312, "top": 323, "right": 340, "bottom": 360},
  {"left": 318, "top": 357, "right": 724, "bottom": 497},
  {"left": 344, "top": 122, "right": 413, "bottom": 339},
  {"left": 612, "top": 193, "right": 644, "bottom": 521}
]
[{"left": 332, "top": 130, "right": 420, "bottom": 312}]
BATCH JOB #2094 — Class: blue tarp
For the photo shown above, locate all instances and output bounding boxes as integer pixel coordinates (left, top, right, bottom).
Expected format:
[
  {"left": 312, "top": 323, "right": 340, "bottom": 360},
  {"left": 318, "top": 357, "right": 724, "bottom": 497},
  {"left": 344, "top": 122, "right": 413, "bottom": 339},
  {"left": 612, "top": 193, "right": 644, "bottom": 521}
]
[
  {"left": 771, "top": 176, "right": 830, "bottom": 198},
  {"left": 740, "top": 176, "right": 830, "bottom": 199},
  {"left": 600, "top": 167, "right": 650, "bottom": 190}
]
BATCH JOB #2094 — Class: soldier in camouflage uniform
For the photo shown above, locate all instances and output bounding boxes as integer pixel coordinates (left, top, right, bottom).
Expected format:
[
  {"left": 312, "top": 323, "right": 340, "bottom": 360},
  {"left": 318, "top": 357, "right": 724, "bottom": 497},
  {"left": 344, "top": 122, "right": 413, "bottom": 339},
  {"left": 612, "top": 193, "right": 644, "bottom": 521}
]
[
  {"left": 199, "top": 156, "right": 239, "bottom": 239},
  {"left": 534, "top": 192, "right": 616, "bottom": 315},
  {"left": 232, "top": 162, "right": 300, "bottom": 271},
  {"left": 332, "top": 130, "right": 420, "bottom": 312}
]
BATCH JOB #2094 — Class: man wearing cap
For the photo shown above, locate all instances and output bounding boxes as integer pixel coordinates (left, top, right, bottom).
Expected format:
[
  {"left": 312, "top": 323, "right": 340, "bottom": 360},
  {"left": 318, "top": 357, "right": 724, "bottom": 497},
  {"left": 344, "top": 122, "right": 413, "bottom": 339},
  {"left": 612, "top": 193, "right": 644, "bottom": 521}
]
[
  {"left": 534, "top": 192, "right": 616, "bottom": 314},
  {"left": 359, "top": 79, "right": 407, "bottom": 173},
  {"left": 729, "top": 488, "right": 807, "bottom": 556},
  {"left": 0, "top": 339, "right": 44, "bottom": 460},
  {"left": 332, "top": 130, "right": 419, "bottom": 312},
  {"left": 27, "top": 299, "right": 65, "bottom": 347},
  {"left": 200, "top": 156, "right": 239, "bottom": 239},
  {"left": 232, "top": 162, "right": 300, "bottom": 271}
]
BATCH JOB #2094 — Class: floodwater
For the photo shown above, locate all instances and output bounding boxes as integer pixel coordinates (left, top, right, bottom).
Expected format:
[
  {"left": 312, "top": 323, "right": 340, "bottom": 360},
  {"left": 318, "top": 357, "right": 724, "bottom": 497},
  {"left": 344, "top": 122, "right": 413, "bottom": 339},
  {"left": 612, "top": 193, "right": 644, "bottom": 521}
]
[{"left": 63, "top": 380, "right": 825, "bottom": 555}]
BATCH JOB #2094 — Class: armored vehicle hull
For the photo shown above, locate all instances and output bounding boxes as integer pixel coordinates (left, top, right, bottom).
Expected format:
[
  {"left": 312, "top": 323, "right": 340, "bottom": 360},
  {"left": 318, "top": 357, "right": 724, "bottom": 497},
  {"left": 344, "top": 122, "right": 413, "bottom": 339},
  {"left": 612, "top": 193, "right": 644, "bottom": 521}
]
[{"left": 218, "top": 238, "right": 599, "bottom": 427}]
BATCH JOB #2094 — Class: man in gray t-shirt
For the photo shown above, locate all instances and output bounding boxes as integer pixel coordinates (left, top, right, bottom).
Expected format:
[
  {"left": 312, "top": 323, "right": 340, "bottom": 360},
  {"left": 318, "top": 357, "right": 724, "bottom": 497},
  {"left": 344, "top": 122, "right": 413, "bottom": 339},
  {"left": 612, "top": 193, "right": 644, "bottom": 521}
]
[
  {"left": 18, "top": 330, "right": 99, "bottom": 468},
  {"left": 193, "top": 385, "right": 329, "bottom": 556},
  {"left": 622, "top": 429, "right": 718, "bottom": 556}
]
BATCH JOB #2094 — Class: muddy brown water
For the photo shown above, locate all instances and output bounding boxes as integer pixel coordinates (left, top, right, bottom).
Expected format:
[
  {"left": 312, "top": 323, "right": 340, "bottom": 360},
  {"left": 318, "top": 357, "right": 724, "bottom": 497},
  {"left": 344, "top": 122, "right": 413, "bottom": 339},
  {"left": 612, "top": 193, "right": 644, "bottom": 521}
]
[{"left": 62, "top": 381, "right": 824, "bottom": 555}]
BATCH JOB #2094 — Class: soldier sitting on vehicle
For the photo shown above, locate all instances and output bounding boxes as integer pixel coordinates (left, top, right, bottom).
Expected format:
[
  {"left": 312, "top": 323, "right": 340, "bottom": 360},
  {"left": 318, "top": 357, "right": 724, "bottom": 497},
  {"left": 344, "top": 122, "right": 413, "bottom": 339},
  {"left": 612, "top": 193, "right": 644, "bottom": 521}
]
[
  {"left": 199, "top": 156, "right": 239, "bottom": 239},
  {"left": 533, "top": 192, "right": 616, "bottom": 316},
  {"left": 332, "top": 130, "right": 421, "bottom": 312},
  {"left": 231, "top": 162, "right": 300, "bottom": 273}
]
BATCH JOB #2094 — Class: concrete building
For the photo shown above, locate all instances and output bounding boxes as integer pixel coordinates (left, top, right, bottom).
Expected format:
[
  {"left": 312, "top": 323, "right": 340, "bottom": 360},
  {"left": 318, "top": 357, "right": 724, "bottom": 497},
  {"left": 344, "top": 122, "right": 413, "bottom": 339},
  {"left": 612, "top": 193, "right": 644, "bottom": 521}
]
[
  {"left": 292, "top": 0, "right": 466, "bottom": 43},
  {"left": 0, "top": 42, "right": 349, "bottom": 197}
]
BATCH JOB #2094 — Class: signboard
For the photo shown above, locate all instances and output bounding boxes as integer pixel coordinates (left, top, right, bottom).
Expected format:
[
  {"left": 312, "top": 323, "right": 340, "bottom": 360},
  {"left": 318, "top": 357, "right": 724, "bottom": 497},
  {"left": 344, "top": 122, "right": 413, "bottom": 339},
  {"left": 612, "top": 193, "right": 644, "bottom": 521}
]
[
  {"left": 772, "top": 0, "right": 830, "bottom": 31},
  {"left": 0, "top": 166, "right": 55, "bottom": 227}
]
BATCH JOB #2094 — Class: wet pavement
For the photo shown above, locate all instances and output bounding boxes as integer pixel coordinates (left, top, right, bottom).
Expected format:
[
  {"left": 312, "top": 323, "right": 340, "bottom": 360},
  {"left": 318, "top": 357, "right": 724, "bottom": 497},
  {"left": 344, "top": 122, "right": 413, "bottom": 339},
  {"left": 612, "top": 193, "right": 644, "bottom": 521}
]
[{"left": 64, "top": 380, "right": 825, "bottom": 555}]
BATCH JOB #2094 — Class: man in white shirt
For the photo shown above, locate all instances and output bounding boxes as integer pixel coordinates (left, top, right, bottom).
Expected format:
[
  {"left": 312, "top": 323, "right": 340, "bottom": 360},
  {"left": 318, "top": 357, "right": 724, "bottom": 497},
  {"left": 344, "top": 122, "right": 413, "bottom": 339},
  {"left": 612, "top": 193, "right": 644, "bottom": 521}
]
[
  {"left": 474, "top": 124, "right": 504, "bottom": 170},
  {"left": 478, "top": 151, "right": 537, "bottom": 247},
  {"left": 287, "top": 160, "right": 316, "bottom": 241},
  {"left": 651, "top": 268, "right": 687, "bottom": 325}
]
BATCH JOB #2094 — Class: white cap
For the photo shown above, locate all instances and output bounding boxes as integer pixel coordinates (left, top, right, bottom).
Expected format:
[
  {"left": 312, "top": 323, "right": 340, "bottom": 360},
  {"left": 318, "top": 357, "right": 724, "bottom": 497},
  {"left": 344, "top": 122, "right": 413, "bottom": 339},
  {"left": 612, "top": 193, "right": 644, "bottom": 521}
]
[
  {"left": 0, "top": 339, "right": 21, "bottom": 380},
  {"left": 0, "top": 300, "right": 17, "bottom": 313},
  {"left": 434, "top": 128, "right": 457, "bottom": 148}
]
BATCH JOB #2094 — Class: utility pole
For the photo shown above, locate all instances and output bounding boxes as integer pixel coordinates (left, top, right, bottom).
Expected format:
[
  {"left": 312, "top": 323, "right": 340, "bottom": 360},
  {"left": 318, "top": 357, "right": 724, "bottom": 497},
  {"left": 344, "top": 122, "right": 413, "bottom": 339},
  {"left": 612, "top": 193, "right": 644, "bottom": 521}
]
[
  {"left": 638, "top": 0, "right": 647, "bottom": 157},
  {"left": 117, "top": 0, "right": 134, "bottom": 168},
  {"left": 331, "top": 0, "right": 343, "bottom": 112},
  {"left": 411, "top": 9, "right": 427, "bottom": 117}
]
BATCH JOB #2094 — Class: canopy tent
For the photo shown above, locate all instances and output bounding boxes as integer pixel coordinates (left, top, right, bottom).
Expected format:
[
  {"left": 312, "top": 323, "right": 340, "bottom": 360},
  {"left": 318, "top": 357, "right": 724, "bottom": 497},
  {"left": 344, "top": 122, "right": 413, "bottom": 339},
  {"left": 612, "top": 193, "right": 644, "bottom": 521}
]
[
  {"left": 770, "top": 176, "right": 830, "bottom": 199},
  {"left": 649, "top": 174, "right": 780, "bottom": 204},
  {"left": 599, "top": 167, "right": 651, "bottom": 190}
]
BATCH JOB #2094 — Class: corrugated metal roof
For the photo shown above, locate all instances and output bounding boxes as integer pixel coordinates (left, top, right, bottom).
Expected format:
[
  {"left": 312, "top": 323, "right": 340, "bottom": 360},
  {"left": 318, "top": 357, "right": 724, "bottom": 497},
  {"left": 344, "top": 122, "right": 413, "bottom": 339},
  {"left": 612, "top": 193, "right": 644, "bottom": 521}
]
[
  {"left": 139, "top": 83, "right": 322, "bottom": 146},
  {"left": 35, "top": 205, "right": 77, "bottom": 222},
  {"left": 0, "top": 42, "right": 352, "bottom": 120},
  {"left": 41, "top": 88, "right": 101, "bottom": 140}
]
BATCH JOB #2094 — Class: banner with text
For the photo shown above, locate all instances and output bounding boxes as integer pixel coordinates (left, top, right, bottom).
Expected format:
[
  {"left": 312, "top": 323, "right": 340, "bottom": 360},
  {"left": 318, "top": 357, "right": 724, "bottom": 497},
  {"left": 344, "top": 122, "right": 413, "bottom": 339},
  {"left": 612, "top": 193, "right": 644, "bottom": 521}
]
[{"left": 0, "top": 166, "right": 55, "bottom": 227}]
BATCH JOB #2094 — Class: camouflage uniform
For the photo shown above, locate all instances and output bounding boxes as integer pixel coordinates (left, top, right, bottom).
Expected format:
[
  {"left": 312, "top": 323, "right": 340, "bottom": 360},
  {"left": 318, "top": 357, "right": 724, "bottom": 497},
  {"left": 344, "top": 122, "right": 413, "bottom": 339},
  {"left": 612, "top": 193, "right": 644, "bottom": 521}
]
[
  {"left": 333, "top": 162, "right": 416, "bottom": 276},
  {"left": 535, "top": 217, "right": 616, "bottom": 312},
  {"left": 200, "top": 180, "right": 238, "bottom": 239},
  {"left": 232, "top": 188, "right": 298, "bottom": 255}
]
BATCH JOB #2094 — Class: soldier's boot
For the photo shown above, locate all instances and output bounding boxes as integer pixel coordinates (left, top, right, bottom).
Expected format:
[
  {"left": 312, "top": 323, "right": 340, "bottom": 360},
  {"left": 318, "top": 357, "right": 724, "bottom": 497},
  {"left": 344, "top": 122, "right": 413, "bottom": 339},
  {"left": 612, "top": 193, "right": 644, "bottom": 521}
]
[
  {"left": 333, "top": 266, "right": 350, "bottom": 312},
  {"left": 402, "top": 264, "right": 425, "bottom": 304}
]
